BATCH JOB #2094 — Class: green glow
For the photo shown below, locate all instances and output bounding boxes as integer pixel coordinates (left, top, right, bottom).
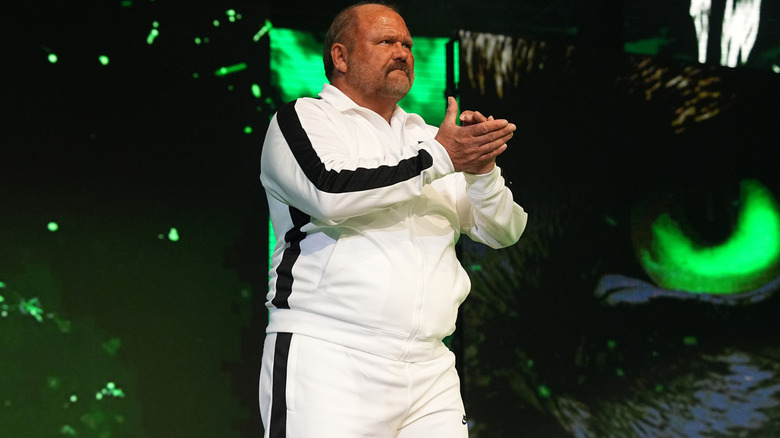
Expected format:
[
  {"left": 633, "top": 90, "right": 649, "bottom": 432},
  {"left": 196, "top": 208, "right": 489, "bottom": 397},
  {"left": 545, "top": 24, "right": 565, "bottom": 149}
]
[
  {"left": 60, "top": 425, "right": 77, "bottom": 436},
  {"left": 606, "top": 340, "right": 617, "bottom": 350},
  {"left": 215, "top": 63, "right": 247, "bottom": 77},
  {"left": 226, "top": 9, "right": 241, "bottom": 22},
  {"left": 253, "top": 20, "right": 273, "bottom": 42},
  {"left": 640, "top": 179, "right": 780, "bottom": 293},
  {"left": 213, "top": 19, "right": 220, "bottom": 27},
  {"left": 48, "top": 221, "right": 59, "bottom": 232},
  {"left": 194, "top": 37, "right": 202, "bottom": 45},
  {"left": 98, "top": 55, "right": 109, "bottom": 66},
  {"left": 102, "top": 337, "right": 121, "bottom": 356},
  {"left": 147, "top": 28, "right": 159, "bottom": 45},
  {"left": 244, "top": 126, "right": 253, "bottom": 134},
  {"left": 19, "top": 297, "right": 44, "bottom": 322},
  {"left": 270, "top": 28, "right": 447, "bottom": 124},
  {"left": 268, "top": 219, "right": 276, "bottom": 280},
  {"left": 453, "top": 40, "right": 459, "bottom": 88},
  {"left": 48, "top": 53, "right": 58, "bottom": 64},
  {"left": 683, "top": 336, "right": 698, "bottom": 346},
  {"left": 537, "top": 385, "right": 551, "bottom": 398},
  {"left": 168, "top": 228, "right": 179, "bottom": 242},
  {"left": 69, "top": 394, "right": 78, "bottom": 403},
  {"left": 252, "top": 83, "right": 262, "bottom": 98}
]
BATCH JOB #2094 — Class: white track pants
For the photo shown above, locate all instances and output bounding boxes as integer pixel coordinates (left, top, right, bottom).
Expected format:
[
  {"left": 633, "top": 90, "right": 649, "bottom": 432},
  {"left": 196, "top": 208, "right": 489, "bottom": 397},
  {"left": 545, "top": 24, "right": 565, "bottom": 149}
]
[{"left": 259, "top": 332, "right": 469, "bottom": 438}]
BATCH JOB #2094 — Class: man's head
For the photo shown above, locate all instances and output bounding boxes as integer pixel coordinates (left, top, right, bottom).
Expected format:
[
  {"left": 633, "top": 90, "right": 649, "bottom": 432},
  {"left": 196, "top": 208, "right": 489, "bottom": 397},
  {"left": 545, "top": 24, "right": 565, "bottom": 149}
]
[{"left": 323, "top": 2, "right": 415, "bottom": 107}]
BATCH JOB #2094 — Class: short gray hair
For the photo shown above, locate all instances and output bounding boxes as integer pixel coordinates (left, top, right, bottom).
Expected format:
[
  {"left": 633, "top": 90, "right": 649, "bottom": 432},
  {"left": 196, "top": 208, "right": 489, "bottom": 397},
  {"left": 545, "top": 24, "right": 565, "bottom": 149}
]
[{"left": 322, "top": 2, "right": 399, "bottom": 81}]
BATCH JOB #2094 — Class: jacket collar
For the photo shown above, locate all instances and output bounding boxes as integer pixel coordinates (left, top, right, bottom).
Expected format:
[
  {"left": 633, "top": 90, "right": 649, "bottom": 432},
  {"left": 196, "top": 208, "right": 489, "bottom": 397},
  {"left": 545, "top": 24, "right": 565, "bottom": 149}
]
[{"left": 319, "top": 83, "right": 411, "bottom": 123}]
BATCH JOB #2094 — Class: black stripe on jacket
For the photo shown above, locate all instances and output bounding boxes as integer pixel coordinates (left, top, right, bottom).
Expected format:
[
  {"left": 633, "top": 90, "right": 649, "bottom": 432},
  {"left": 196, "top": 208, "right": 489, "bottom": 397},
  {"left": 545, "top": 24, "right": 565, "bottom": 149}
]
[
  {"left": 277, "top": 100, "right": 434, "bottom": 193},
  {"left": 271, "top": 206, "right": 310, "bottom": 310}
]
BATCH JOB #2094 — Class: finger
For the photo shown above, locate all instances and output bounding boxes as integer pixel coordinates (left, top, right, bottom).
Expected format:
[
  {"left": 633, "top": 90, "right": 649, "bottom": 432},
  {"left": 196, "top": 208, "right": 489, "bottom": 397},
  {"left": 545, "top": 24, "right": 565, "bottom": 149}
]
[
  {"left": 475, "top": 124, "right": 516, "bottom": 148},
  {"left": 468, "top": 118, "right": 511, "bottom": 136},
  {"left": 444, "top": 96, "right": 458, "bottom": 125},
  {"left": 459, "top": 110, "right": 476, "bottom": 124},
  {"left": 471, "top": 111, "right": 488, "bottom": 123}
]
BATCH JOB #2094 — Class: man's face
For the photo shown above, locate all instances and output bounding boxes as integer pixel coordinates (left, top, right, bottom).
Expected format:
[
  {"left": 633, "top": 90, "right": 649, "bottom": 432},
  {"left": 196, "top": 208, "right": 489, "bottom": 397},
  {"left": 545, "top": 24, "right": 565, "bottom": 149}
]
[{"left": 345, "top": 7, "right": 415, "bottom": 102}]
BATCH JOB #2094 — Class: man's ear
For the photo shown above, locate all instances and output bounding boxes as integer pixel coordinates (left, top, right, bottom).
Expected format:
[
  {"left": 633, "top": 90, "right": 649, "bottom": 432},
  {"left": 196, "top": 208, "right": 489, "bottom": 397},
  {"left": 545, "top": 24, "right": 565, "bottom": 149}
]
[{"left": 331, "top": 43, "right": 348, "bottom": 75}]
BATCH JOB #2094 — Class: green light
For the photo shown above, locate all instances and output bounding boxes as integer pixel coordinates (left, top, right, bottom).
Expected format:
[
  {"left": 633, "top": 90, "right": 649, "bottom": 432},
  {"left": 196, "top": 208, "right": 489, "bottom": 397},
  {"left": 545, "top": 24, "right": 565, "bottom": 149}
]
[
  {"left": 253, "top": 19, "right": 273, "bottom": 42},
  {"left": 69, "top": 394, "right": 78, "bottom": 403},
  {"left": 252, "top": 83, "right": 262, "bottom": 98},
  {"left": 194, "top": 37, "right": 202, "bottom": 45},
  {"left": 226, "top": 9, "right": 241, "bottom": 22},
  {"left": 244, "top": 126, "right": 253, "bottom": 134},
  {"left": 168, "top": 228, "right": 179, "bottom": 242},
  {"left": 537, "top": 385, "right": 551, "bottom": 398},
  {"left": 270, "top": 28, "right": 447, "bottom": 124},
  {"left": 268, "top": 219, "right": 276, "bottom": 280},
  {"left": 48, "top": 53, "right": 58, "bottom": 64},
  {"left": 60, "top": 425, "right": 77, "bottom": 436},
  {"left": 640, "top": 179, "right": 780, "bottom": 293},
  {"left": 215, "top": 63, "right": 247, "bottom": 77},
  {"left": 683, "top": 336, "right": 698, "bottom": 346},
  {"left": 147, "top": 28, "right": 159, "bottom": 45},
  {"left": 19, "top": 297, "right": 44, "bottom": 322},
  {"left": 47, "top": 222, "right": 59, "bottom": 232},
  {"left": 98, "top": 55, "right": 109, "bottom": 66},
  {"left": 213, "top": 19, "right": 220, "bottom": 27},
  {"left": 102, "top": 337, "right": 121, "bottom": 356}
]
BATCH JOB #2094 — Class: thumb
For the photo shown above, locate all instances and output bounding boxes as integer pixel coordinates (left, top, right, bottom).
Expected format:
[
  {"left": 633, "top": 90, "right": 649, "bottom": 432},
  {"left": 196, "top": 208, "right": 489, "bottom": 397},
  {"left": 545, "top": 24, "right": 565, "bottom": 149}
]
[{"left": 443, "top": 96, "right": 458, "bottom": 124}]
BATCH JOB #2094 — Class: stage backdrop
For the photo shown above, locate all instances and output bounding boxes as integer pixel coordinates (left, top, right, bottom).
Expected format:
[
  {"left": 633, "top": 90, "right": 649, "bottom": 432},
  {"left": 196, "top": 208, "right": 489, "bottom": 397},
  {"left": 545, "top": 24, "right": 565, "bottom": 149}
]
[{"left": 457, "top": 28, "right": 780, "bottom": 437}]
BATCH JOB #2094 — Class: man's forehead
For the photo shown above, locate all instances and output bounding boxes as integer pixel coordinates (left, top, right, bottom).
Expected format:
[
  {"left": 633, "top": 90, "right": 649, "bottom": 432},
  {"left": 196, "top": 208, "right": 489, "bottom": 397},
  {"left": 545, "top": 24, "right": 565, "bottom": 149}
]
[{"left": 354, "top": 5, "right": 406, "bottom": 28}]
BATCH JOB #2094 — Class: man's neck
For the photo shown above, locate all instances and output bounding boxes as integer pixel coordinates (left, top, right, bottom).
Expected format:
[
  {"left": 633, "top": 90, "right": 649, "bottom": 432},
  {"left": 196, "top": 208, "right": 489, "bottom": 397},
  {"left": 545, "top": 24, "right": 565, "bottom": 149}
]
[{"left": 331, "top": 82, "right": 397, "bottom": 123}]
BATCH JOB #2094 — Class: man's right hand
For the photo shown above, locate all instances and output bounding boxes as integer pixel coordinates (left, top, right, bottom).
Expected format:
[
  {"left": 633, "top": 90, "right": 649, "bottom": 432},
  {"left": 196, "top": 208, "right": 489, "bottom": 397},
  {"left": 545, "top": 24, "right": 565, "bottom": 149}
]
[{"left": 434, "top": 96, "right": 516, "bottom": 174}]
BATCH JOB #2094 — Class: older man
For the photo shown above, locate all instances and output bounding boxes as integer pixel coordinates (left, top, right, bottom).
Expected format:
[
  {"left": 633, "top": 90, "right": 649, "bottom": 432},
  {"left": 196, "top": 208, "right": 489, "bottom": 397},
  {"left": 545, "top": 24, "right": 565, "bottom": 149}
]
[{"left": 258, "top": 2, "right": 527, "bottom": 437}]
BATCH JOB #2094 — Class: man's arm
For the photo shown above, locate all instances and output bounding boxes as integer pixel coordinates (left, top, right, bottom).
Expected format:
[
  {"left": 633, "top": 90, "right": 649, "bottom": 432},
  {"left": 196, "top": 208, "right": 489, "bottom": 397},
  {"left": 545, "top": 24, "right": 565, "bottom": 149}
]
[
  {"left": 450, "top": 100, "right": 527, "bottom": 248},
  {"left": 260, "top": 99, "right": 454, "bottom": 225}
]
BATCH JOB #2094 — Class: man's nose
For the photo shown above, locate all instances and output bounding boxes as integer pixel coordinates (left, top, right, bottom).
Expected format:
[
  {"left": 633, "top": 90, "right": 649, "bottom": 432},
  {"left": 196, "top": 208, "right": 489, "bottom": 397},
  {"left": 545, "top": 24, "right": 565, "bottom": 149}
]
[{"left": 392, "top": 42, "right": 410, "bottom": 60}]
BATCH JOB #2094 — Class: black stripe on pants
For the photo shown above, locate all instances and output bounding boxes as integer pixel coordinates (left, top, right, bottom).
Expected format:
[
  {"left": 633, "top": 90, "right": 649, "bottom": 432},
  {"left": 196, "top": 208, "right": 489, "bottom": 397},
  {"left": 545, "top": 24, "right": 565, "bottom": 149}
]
[{"left": 271, "top": 332, "right": 293, "bottom": 438}]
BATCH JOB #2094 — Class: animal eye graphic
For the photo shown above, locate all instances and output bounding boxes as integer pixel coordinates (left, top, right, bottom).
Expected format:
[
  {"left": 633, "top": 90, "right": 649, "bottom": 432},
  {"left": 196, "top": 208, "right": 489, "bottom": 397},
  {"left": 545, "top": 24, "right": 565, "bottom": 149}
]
[{"left": 599, "top": 179, "right": 780, "bottom": 305}]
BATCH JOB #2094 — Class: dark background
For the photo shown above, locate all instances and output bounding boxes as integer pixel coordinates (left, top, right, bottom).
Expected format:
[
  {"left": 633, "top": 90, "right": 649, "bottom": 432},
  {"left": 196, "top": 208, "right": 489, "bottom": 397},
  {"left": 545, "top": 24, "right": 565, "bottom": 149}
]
[{"left": 2, "top": 0, "right": 779, "bottom": 436}]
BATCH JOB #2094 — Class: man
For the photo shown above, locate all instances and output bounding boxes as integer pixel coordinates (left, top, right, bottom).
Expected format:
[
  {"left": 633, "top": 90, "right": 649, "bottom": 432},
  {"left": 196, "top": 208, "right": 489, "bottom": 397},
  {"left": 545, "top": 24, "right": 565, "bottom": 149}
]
[{"left": 258, "top": 3, "right": 527, "bottom": 437}]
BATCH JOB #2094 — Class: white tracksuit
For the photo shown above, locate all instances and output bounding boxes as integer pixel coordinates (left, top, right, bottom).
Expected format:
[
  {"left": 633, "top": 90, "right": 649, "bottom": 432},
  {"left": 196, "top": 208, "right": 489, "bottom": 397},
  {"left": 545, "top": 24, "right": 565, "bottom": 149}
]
[
  {"left": 261, "top": 84, "right": 526, "bottom": 361},
  {"left": 259, "top": 83, "right": 527, "bottom": 436}
]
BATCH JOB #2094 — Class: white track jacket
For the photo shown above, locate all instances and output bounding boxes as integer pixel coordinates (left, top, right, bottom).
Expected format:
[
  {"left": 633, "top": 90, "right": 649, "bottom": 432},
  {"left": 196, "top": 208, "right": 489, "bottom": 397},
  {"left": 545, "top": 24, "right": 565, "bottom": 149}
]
[{"left": 260, "top": 84, "right": 528, "bottom": 362}]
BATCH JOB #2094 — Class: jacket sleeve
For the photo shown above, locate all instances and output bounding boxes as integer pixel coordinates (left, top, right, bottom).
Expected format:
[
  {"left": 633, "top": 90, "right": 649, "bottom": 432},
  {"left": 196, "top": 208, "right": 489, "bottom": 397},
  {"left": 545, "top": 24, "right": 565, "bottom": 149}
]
[
  {"left": 456, "top": 166, "right": 528, "bottom": 248},
  {"left": 260, "top": 99, "right": 455, "bottom": 225}
]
